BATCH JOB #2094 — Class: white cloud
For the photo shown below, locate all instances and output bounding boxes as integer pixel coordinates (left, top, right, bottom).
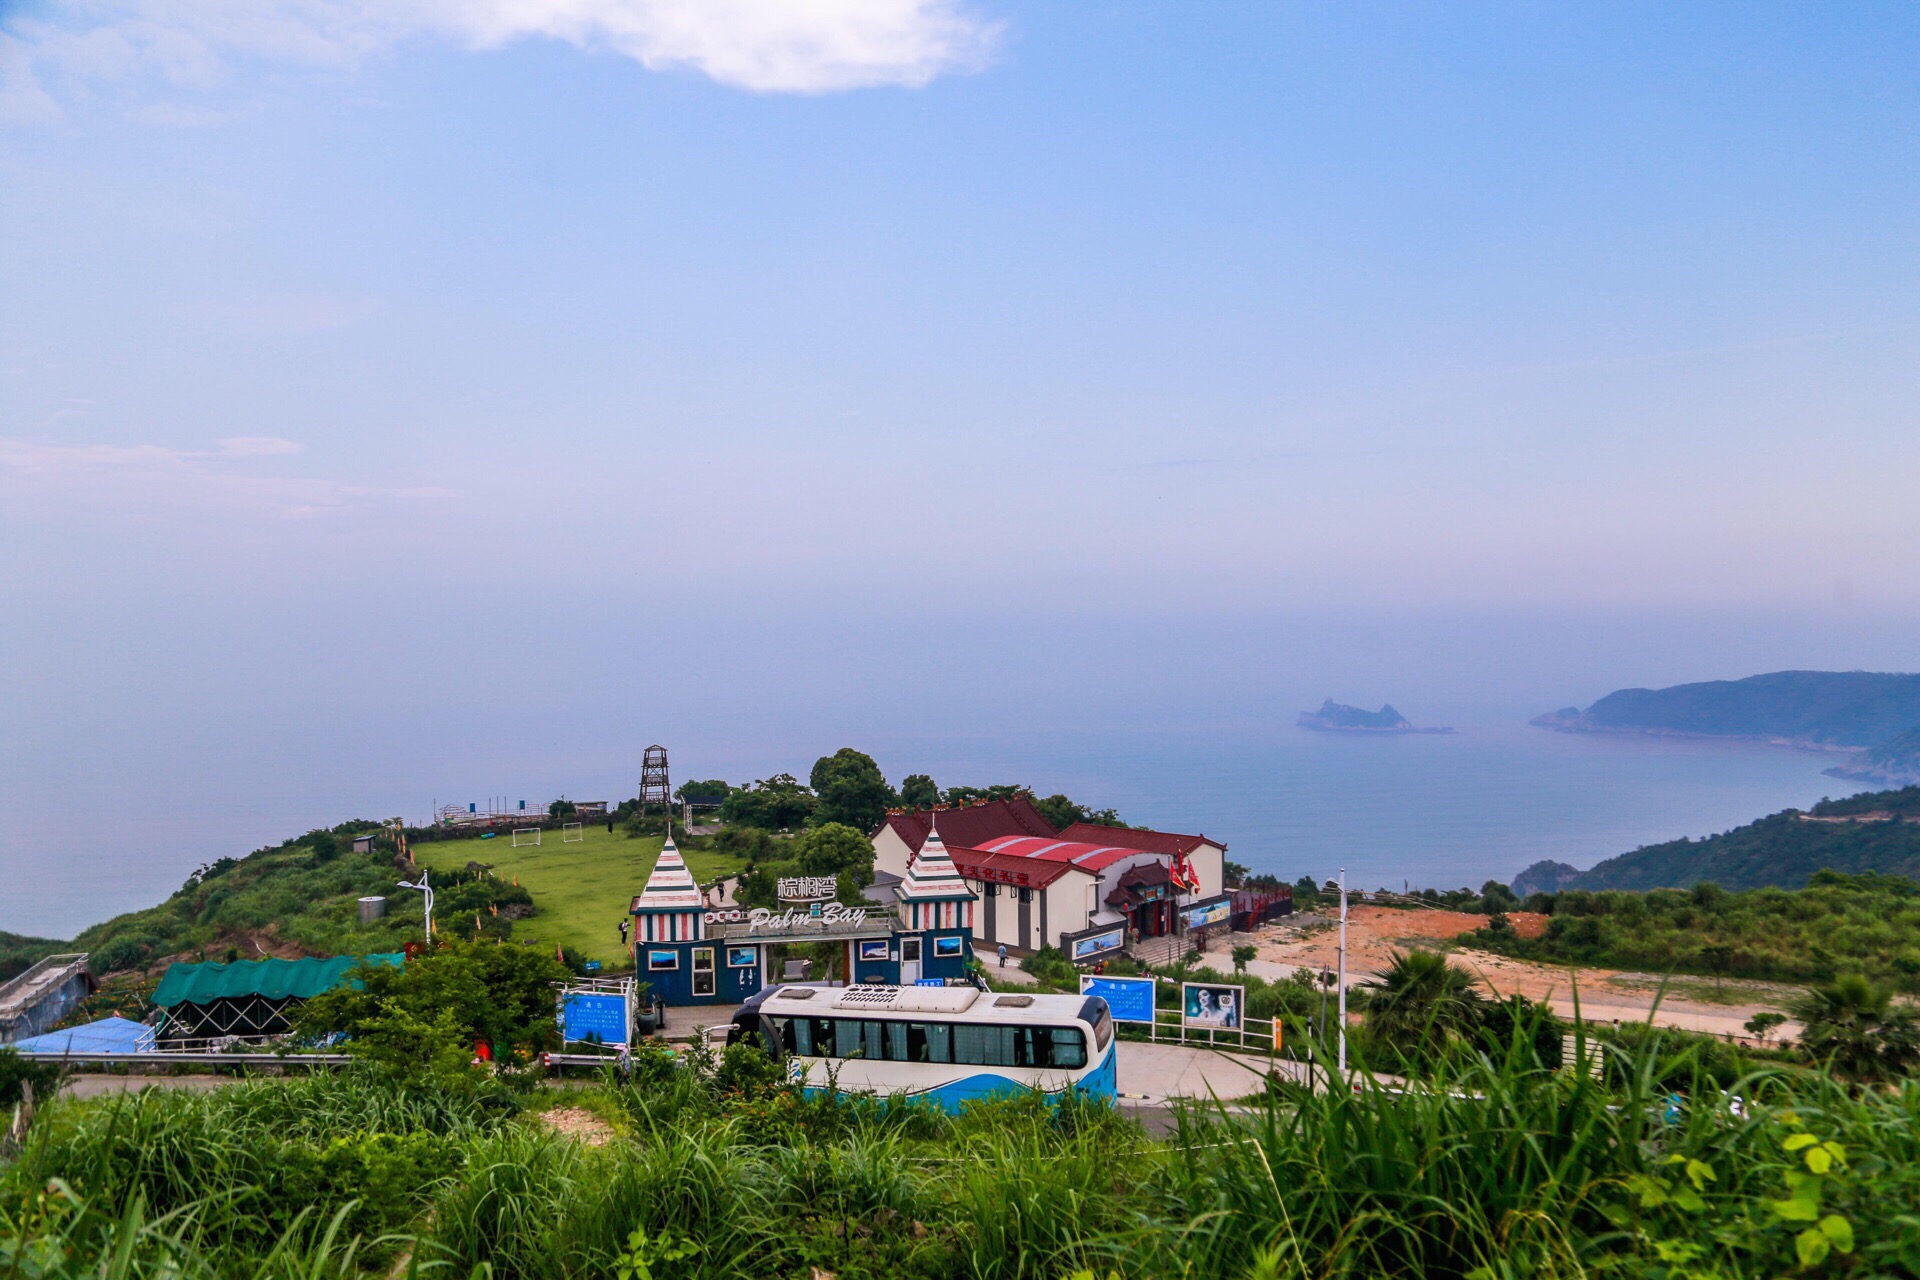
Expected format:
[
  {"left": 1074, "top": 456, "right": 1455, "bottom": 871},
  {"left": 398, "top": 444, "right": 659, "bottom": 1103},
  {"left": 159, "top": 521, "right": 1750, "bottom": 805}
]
[
  {"left": 0, "top": 433, "right": 451, "bottom": 516},
  {"left": 1, "top": 0, "right": 1000, "bottom": 121}
]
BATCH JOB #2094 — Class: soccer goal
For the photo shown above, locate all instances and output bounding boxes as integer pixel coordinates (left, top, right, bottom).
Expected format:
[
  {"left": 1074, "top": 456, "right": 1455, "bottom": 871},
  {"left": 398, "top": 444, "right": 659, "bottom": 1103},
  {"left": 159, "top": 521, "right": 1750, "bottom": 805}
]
[
  {"left": 562, "top": 822, "right": 584, "bottom": 843},
  {"left": 512, "top": 827, "right": 542, "bottom": 847}
]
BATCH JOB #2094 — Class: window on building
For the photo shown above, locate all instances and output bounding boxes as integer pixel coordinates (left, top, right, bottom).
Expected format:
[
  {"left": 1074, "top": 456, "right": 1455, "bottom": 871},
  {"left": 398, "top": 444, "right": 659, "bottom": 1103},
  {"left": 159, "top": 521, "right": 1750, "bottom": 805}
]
[
  {"left": 1017, "top": 887, "right": 1032, "bottom": 904},
  {"left": 984, "top": 882, "right": 999, "bottom": 897}
]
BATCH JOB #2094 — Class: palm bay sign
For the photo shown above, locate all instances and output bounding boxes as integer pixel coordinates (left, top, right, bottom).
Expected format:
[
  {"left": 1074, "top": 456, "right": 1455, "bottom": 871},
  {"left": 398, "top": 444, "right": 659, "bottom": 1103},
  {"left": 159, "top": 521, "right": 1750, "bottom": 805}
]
[{"left": 706, "top": 902, "right": 892, "bottom": 944}]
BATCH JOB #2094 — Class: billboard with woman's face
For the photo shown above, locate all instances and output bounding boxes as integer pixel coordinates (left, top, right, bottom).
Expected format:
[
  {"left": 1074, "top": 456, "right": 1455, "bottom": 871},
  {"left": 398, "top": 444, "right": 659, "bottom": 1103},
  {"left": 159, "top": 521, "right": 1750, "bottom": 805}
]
[{"left": 1182, "top": 982, "right": 1244, "bottom": 1030}]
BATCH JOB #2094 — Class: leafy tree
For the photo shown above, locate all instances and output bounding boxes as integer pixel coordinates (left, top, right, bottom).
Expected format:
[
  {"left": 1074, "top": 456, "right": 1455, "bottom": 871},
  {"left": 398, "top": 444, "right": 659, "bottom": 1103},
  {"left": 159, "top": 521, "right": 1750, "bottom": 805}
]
[
  {"left": 1362, "top": 949, "right": 1486, "bottom": 1066},
  {"left": 791, "top": 823, "right": 875, "bottom": 887},
  {"left": 720, "top": 774, "right": 816, "bottom": 830},
  {"left": 293, "top": 938, "right": 572, "bottom": 1089},
  {"left": 899, "top": 773, "right": 941, "bottom": 810},
  {"left": 547, "top": 799, "right": 577, "bottom": 819},
  {"left": 1294, "top": 876, "right": 1320, "bottom": 909},
  {"left": 809, "top": 749, "right": 898, "bottom": 831},
  {"left": 1791, "top": 974, "right": 1920, "bottom": 1083},
  {"left": 1476, "top": 994, "right": 1564, "bottom": 1067},
  {"left": 1231, "top": 944, "right": 1257, "bottom": 974},
  {"left": 1744, "top": 1011, "right": 1788, "bottom": 1045},
  {"left": 675, "top": 779, "right": 733, "bottom": 804},
  {"left": 1032, "top": 793, "right": 1125, "bottom": 830},
  {"left": 1478, "top": 880, "right": 1521, "bottom": 914}
]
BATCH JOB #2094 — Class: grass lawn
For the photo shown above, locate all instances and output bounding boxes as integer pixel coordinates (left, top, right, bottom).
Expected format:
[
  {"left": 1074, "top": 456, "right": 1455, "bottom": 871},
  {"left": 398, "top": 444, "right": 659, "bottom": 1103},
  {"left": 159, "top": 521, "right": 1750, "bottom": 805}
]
[{"left": 416, "top": 826, "right": 746, "bottom": 967}]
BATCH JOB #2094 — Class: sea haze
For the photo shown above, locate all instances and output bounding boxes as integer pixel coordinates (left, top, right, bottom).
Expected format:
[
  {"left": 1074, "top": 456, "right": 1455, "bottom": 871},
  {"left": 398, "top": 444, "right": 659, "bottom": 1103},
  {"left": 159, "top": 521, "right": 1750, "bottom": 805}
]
[{"left": 4, "top": 718, "right": 1855, "bottom": 939}]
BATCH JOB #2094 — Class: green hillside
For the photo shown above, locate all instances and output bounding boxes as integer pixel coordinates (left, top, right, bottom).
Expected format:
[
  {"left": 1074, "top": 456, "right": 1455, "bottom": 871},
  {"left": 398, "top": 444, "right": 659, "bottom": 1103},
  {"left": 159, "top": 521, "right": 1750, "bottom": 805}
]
[
  {"left": 1, "top": 930, "right": 66, "bottom": 982},
  {"left": 37, "top": 823, "right": 535, "bottom": 978},
  {"left": 1477, "top": 870, "right": 1920, "bottom": 989},
  {"left": 1525, "top": 785, "right": 1920, "bottom": 893},
  {"left": 1534, "top": 669, "right": 1920, "bottom": 746},
  {"left": 413, "top": 827, "right": 747, "bottom": 965}
]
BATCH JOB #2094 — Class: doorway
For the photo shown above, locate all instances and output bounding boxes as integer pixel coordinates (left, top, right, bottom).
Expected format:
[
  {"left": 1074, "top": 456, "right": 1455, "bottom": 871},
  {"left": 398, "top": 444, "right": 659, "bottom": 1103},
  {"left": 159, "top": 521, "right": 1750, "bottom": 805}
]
[{"left": 900, "top": 936, "right": 922, "bottom": 984}]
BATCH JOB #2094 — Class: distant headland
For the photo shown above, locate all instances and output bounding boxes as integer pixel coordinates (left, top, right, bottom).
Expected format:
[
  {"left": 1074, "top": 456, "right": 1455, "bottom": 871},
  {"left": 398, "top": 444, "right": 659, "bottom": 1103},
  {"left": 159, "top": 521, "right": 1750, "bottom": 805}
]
[
  {"left": 1297, "top": 699, "right": 1455, "bottom": 735},
  {"left": 1530, "top": 669, "right": 1920, "bottom": 786}
]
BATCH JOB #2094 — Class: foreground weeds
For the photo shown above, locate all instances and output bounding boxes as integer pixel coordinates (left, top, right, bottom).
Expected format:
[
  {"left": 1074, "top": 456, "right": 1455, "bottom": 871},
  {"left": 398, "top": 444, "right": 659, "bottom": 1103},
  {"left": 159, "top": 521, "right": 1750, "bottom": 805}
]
[{"left": 6, "top": 1036, "right": 1920, "bottom": 1279}]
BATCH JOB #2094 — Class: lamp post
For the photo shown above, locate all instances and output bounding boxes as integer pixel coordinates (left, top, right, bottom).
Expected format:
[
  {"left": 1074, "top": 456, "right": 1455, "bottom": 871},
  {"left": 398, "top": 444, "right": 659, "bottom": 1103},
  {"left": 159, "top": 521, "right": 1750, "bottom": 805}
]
[
  {"left": 397, "top": 870, "right": 435, "bottom": 942},
  {"left": 1336, "top": 867, "right": 1348, "bottom": 1077}
]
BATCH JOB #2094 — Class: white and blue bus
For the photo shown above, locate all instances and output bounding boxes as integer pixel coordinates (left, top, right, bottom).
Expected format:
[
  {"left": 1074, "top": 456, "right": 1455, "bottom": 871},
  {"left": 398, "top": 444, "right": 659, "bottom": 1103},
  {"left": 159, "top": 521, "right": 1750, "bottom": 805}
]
[{"left": 725, "top": 983, "right": 1117, "bottom": 1110}]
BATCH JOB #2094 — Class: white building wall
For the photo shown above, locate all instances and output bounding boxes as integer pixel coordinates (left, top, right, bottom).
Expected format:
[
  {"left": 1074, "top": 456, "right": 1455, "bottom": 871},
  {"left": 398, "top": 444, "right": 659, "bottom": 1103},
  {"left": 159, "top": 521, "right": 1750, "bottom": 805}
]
[
  {"left": 870, "top": 826, "right": 917, "bottom": 881},
  {"left": 1188, "top": 842, "right": 1226, "bottom": 900}
]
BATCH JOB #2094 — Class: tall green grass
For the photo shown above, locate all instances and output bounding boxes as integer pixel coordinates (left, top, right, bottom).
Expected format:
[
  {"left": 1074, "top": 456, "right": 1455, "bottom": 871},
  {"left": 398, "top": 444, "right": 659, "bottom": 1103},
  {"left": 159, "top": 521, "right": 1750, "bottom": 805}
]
[{"left": 8, "top": 1036, "right": 1920, "bottom": 1279}]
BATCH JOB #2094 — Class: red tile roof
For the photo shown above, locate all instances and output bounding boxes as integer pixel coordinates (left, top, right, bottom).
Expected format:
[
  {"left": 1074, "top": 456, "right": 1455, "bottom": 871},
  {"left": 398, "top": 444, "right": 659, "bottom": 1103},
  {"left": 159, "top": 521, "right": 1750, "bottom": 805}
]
[
  {"left": 1057, "top": 822, "right": 1225, "bottom": 856},
  {"left": 947, "top": 849, "right": 1081, "bottom": 889},
  {"left": 971, "top": 835, "right": 1154, "bottom": 874},
  {"left": 876, "top": 796, "right": 1058, "bottom": 852}
]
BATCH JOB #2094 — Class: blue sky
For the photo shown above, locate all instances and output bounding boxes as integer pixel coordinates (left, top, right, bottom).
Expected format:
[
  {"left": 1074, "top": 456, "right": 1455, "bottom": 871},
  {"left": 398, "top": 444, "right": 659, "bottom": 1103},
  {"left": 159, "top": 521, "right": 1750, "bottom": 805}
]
[{"left": 4, "top": 3, "right": 1919, "bottom": 933}]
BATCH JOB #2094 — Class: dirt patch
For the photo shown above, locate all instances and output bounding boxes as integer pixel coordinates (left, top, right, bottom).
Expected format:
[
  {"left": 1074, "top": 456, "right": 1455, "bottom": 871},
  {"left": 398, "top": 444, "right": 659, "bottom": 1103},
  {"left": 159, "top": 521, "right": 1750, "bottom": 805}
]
[
  {"left": 537, "top": 1105, "right": 616, "bottom": 1146},
  {"left": 1254, "top": 905, "right": 1540, "bottom": 975},
  {"left": 1247, "top": 904, "right": 1801, "bottom": 1043}
]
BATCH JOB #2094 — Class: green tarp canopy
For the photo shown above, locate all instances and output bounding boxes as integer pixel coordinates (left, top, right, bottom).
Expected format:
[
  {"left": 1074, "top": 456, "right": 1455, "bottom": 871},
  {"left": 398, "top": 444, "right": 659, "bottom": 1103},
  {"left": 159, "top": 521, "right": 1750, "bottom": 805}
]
[{"left": 152, "top": 954, "right": 403, "bottom": 1007}]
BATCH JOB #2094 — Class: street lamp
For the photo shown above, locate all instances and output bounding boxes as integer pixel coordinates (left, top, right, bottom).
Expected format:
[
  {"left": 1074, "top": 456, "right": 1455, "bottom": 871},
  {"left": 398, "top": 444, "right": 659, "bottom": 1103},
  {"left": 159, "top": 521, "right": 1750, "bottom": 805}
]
[
  {"left": 396, "top": 870, "right": 435, "bottom": 942},
  {"left": 1336, "top": 871, "right": 1351, "bottom": 1082}
]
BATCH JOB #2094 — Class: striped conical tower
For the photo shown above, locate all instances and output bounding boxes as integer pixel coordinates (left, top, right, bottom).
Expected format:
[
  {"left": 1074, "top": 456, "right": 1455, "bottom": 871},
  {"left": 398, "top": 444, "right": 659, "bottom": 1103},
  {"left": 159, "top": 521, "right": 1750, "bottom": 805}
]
[
  {"left": 634, "top": 832, "right": 704, "bottom": 943},
  {"left": 894, "top": 821, "right": 976, "bottom": 932}
]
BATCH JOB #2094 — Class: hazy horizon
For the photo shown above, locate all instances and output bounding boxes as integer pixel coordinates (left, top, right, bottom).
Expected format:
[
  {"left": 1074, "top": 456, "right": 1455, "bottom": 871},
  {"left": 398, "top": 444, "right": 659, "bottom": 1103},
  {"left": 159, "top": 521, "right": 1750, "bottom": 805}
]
[{"left": 5, "top": 4, "right": 1918, "bottom": 936}]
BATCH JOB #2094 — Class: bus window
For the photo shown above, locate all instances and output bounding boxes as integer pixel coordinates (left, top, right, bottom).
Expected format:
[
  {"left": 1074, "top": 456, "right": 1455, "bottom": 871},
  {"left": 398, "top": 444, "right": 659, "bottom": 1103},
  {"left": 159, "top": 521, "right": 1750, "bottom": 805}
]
[
  {"left": 1079, "top": 999, "right": 1113, "bottom": 1051},
  {"left": 954, "top": 1024, "right": 1017, "bottom": 1067},
  {"left": 831, "top": 1019, "right": 855, "bottom": 1059},
  {"left": 884, "top": 1020, "right": 910, "bottom": 1062},
  {"left": 1048, "top": 1027, "right": 1088, "bottom": 1068}
]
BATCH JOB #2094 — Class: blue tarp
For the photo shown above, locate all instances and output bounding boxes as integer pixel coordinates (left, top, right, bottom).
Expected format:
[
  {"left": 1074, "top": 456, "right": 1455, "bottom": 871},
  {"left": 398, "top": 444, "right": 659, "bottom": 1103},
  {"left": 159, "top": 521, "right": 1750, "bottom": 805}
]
[{"left": 10, "top": 1015, "right": 153, "bottom": 1055}]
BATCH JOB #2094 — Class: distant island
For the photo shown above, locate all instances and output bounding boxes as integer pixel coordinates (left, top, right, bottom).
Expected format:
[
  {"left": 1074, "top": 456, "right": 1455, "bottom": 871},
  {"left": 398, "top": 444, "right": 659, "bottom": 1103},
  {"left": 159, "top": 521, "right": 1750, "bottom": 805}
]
[
  {"left": 1297, "top": 699, "right": 1455, "bottom": 734},
  {"left": 1513, "top": 783, "right": 1920, "bottom": 894},
  {"left": 1531, "top": 669, "right": 1920, "bottom": 786}
]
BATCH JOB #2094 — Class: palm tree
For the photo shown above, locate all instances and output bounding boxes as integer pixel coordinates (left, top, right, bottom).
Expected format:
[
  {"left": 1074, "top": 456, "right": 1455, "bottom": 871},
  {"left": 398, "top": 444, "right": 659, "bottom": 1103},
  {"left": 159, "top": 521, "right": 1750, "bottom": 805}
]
[
  {"left": 1362, "top": 949, "right": 1485, "bottom": 1065},
  {"left": 1791, "top": 974, "right": 1920, "bottom": 1083}
]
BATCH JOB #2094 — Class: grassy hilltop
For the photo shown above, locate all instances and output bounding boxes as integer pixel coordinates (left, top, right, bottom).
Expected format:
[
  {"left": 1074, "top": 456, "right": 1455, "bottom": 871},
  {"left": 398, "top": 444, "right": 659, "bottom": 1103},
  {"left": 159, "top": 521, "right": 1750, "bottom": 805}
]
[{"left": 414, "top": 826, "right": 746, "bottom": 965}]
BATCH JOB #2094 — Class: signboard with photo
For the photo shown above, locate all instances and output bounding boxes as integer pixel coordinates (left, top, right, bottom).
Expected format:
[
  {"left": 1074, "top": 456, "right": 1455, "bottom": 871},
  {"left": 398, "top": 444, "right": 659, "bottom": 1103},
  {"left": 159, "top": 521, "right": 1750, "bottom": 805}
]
[
  {"left": 933, "top": 935, "right": 965, "bottom": 957},
  {"left": 1067, "top": 926, "right": 1126, "bottom": 963},
  {"left": 1079, "top": 974, "right": 1156, "bottom": 1024},
  {"left": 726, "top": 946, "right": 758, "bottom": 968},
  {"left": 858, "top": 939, "right": 891, "bottom": 962},
  {"left": 1183, "top": 895, "right": 1233, "bottom": 931},
  {"left": 1182, "top": 982, "right": 1244, "bottom": 1030}
]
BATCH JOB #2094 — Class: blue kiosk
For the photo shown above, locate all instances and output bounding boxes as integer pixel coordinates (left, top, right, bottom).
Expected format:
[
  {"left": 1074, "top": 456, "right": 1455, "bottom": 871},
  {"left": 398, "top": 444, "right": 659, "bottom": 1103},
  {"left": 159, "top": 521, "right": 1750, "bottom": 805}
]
[
  {"left": 634, "top": 827, "right": 981, "bottom": 1007},
  {"left": 630, "top": 835, "right": 764, "bottom": 1005},
  {"left": 882, "top": 824, "right": 978, "bottom": 984}
]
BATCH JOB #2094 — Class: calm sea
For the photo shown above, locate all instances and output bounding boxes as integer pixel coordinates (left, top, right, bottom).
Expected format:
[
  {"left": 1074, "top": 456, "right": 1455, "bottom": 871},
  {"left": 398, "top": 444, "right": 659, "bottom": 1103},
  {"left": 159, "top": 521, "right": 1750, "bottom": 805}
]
[
  {"left": 888, "top": 720, "right": 1856, "bottom": 895},
  {"left": 5, "top": 718, "right": 1861, "bottom": 939}
]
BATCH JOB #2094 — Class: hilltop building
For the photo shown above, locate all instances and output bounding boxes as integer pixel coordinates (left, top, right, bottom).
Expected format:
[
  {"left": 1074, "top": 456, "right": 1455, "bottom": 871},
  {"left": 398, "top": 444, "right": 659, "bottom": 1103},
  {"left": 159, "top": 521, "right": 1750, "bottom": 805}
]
[{"left": 869, "top": 796, "right": 1237, "bottom": 961}]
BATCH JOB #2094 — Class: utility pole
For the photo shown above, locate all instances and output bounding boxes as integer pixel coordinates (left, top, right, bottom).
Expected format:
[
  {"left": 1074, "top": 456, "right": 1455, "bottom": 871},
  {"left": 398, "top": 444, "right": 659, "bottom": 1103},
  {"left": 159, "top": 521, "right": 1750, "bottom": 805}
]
[{"left": 1337, "top": 867, "right": 1348, "bottom": 1077}]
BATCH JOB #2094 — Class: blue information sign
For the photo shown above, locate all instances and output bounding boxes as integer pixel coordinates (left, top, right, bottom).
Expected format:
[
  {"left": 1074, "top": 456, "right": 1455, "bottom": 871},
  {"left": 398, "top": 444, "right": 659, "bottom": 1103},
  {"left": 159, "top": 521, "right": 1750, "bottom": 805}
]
[
  {"left": 561, "top": 992, "right": 629, "bottom": 1046},
  {"left": 1079, "top": 975, "right": 1156, "bottom": 1024}
]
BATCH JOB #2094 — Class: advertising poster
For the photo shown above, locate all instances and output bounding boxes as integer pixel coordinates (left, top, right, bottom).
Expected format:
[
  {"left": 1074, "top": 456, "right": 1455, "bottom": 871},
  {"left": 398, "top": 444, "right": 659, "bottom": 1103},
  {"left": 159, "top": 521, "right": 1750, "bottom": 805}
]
[
  {"left": 1184, "top": 896, "right": 1233, "bottom": 931},
  {"left": 933, "top": 935, "right": 965, "bottom": 957},
  {"left": 1080, "top": 974, "right": 1157, "bottom": 1024},
  {"left": 1182, "top": 982, "right": 1244, "bottom": 1030},
  {"left": 858, "top": 939, "right": 891, "bottom": 961},
  {"left": 1069, "top": 927, "right": 1126, "bottom": 962},
  {"left": 727, "top": 946, "right": 757, "bottom": 968}
]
